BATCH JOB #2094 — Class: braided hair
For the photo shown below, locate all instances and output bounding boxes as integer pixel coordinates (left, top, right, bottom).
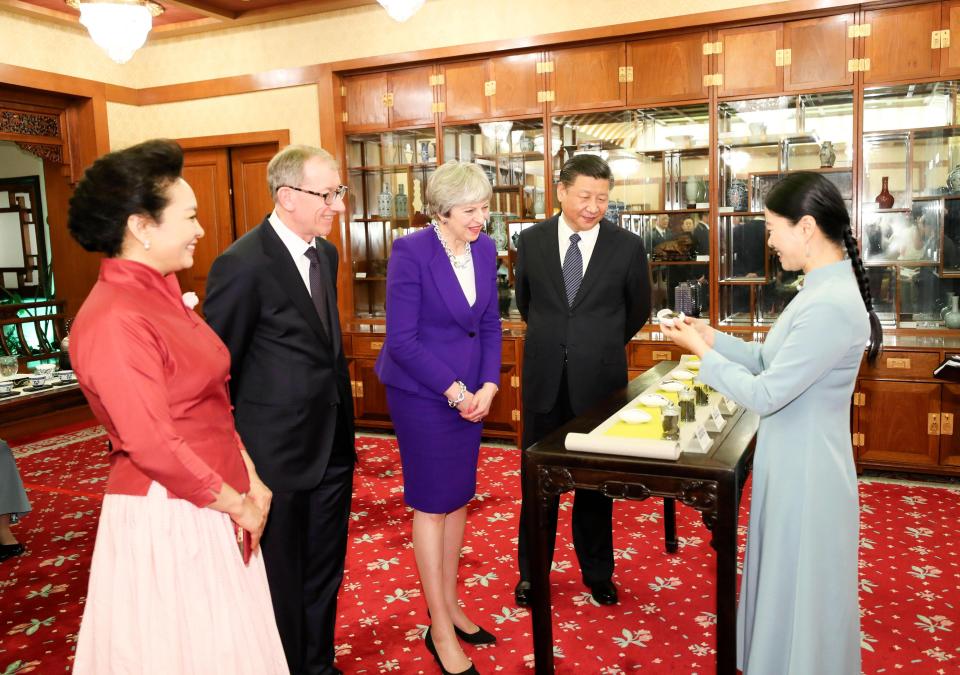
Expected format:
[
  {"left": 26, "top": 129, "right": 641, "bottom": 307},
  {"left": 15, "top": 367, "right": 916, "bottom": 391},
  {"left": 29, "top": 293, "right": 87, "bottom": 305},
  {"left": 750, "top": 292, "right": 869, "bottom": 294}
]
[{"left": 764, "top": 172, "right": 882, "bottom": 364}]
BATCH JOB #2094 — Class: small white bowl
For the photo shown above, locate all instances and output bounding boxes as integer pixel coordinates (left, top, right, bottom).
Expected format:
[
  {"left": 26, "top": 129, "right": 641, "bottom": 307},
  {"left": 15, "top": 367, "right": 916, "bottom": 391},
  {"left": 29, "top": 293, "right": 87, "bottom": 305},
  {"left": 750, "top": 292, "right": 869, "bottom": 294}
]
[
  {"left": 659, "top": 381, "right": 684, "bottom": 393},
  {"left": 656, "top": 308, "right": 686, "bottom": 328},
  {"left": 619, "top": 409, "right": 652, "bottom": 424},
  {"left": 672, "top": 369, "right": 695, "bottom": 380},
  {"left": 638, "top": 393, "right": 670, "bottom": 407},
  {"left": 35, "top": 363, "right": 57, "bottom": 375},
  {"left": 0, "top": 381, "right": 13, "bottom": 394}
]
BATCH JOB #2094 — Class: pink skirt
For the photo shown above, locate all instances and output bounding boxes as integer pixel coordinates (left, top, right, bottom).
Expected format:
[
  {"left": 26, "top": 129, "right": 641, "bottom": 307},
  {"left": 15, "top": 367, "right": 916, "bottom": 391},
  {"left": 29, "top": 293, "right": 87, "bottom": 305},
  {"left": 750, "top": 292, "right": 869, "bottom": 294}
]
[{"left": 73, "top": 483, "right": 288, "bottom": 674}]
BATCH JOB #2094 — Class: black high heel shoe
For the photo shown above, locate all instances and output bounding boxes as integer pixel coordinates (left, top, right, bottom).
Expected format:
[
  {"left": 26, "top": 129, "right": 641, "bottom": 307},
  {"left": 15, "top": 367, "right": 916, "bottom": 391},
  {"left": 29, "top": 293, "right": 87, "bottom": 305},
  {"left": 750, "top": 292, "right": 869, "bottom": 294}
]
[
  {"left": 0, "top": 543, "right": 24, "bottom": 563},
  {"left": 454, "top": 624, "right": 496, "bottom": 646},
  {"left": 424, "top": 627, "right": 480, "bottom": 675},
  {"left": 426, "top": 609, "right": 496, "bottom": 646}
]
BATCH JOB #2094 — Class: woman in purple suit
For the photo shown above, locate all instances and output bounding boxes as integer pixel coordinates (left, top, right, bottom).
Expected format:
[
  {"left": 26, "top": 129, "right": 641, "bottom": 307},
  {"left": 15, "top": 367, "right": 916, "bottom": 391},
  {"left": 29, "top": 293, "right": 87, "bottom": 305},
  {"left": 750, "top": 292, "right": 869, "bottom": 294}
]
[{"left": 375, "top": 161, "right": 501, "bottom": 675}]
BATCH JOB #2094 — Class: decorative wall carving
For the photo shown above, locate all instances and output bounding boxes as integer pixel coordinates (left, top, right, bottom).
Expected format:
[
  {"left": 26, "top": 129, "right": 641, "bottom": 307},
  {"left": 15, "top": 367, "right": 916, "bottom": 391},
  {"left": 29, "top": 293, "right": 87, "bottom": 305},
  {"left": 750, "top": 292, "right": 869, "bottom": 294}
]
[
  {"left": 15, "top": 142, "right": 63, "bottom": 164},
  {"left": 1, "top": 109, "right": 60, "bottom": 138}
]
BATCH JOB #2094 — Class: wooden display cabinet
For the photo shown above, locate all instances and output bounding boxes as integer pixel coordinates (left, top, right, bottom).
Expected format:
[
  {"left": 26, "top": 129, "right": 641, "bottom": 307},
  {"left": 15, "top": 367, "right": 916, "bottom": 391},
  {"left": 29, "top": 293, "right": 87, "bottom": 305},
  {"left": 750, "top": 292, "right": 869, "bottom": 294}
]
[
  {"left": 716, "top": 91, "right": 854, "bottom": 325},
  {"left": 861, "top": 79, "right": 960, "bottom": 328},
  {"left": 343, "top": 66, "right": 435, "bottom": 133},
  {"left": 442, "top": 119, "right": 546, "bottom": 319},
  {"left": 550, "top": 104, "right": 711, "bottom": 320},
  {"left": 345, "top": 127, "right": 437, "bottom": 318},
  {"left": 716, "top": 14, "right": 854, "bottom": 98},
  {"left": 439, "top": 53, "right": 544, "bottom": 122}
]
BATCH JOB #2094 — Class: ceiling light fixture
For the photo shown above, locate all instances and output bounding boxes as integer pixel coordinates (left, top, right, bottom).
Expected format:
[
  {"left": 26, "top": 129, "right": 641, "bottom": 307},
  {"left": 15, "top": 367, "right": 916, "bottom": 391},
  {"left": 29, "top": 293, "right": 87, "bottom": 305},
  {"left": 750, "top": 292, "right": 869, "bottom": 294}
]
[
  {"left": 65, "top": 0, "right": 164, "bottom": 64},
  {"left": 376, "top": 0, "right": 425, "bottom": 22}
]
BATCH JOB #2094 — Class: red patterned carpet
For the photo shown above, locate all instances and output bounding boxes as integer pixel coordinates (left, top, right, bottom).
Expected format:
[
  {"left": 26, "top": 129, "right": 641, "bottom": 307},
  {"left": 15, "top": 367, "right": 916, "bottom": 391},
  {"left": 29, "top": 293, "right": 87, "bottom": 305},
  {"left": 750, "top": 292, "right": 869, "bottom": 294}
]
[{"left": 1, "top": 425, "right": 959, "bottom": 674}]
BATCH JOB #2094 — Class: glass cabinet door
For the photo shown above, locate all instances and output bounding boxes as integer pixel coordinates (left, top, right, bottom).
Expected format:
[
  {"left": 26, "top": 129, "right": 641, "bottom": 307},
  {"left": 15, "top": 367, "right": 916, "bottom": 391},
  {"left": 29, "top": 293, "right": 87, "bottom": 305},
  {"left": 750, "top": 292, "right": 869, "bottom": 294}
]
[
  {"left": 442, "top": 119, "right": 546, "bottom": 319},
  {"left": 716, "top": 91, "right": 854, "bottom": 325},
  {"left": 551, "top": 104, "right": 711, "bottom": 321},
  {"left": 863, "top": 80, "right": 960, "bottom": 328},
  {"left": 346, "top": 128, "right": 437, "bottom": 317}
]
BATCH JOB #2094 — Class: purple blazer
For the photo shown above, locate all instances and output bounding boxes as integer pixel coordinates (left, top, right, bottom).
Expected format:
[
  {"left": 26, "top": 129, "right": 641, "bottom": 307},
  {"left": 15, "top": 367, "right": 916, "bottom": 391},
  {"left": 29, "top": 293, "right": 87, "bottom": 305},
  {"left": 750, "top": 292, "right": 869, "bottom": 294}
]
[{"left": 375, "top": 227, "right": 502, "bottom": 397}]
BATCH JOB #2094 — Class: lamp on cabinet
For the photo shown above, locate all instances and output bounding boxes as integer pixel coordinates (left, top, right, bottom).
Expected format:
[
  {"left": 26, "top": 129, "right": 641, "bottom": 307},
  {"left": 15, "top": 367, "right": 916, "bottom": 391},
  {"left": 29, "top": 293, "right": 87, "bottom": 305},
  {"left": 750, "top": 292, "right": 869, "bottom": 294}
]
[
  {"left": 65, "top": 0, "right": 164, "bottom": 64},
  {"left": 376, "top": 0, "right": 425, "bottom": 22}
]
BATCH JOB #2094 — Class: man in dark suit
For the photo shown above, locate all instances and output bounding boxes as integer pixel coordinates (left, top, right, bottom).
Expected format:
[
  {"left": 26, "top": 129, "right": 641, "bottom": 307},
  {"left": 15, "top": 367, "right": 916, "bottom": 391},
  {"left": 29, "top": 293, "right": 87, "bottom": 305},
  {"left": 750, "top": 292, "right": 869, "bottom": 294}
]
[
  {"left": 513, "top": 154, "right": 651, "bottom": 607},
  {"left": 204, "top": 146, "right": 354, "bottom": 675},
  {"left": 691, "top": 212, "right": 710, "bottom": 257}
]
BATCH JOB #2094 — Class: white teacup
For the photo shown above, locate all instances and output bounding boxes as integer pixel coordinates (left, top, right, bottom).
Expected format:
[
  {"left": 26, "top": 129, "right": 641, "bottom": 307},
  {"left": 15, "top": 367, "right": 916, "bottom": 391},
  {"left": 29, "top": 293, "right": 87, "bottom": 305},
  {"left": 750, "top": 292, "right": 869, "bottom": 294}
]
[
  {"left": 0, "top": 381, "right": 13, "bottom": 394},
  {"left": 58, "top": 370, "right": 75, "bottom": 382},
  {"left": 35, "top": 363, "right": 57, "bottom": 375},
  {"left": 28, "top": 373, "right": 48, "bottom": 387}
]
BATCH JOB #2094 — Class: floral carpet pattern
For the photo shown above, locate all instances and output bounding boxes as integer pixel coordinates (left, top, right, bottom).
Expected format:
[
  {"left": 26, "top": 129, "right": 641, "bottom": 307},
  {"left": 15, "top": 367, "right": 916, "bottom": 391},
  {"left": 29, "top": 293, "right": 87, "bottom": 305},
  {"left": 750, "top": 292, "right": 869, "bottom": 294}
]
[{"left": 1, "top": 427, "right": 958, "bottom": 673}]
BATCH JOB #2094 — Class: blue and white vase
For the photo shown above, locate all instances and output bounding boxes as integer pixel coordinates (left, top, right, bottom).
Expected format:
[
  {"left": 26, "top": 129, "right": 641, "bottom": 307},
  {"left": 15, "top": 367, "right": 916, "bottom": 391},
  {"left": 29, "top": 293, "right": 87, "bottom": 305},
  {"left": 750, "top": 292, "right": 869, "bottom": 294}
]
[{"left": 726, "top": 179, "right": 748, "bottom": 212}]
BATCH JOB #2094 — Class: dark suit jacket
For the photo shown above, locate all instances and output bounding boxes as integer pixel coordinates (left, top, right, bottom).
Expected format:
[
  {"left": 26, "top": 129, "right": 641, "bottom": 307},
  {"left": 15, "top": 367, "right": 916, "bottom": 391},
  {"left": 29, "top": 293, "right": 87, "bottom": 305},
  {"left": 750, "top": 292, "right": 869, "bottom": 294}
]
[
  {"left": 692, "top": 222, "right": 710, "bottom": 257},
  {"left": 204, "top": 217, "right": 355, "bottom": 492},
  {"left": 515, "top": 216, "right": 651, "bottom": 416},
  {"left": 374, "top": 227, "right": 501, "bottom": 395}
]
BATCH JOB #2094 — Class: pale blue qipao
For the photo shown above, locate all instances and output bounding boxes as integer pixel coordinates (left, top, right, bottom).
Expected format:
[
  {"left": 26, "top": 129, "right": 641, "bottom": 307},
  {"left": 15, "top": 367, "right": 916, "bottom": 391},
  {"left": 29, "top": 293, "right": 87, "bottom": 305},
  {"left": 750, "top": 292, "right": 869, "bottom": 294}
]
[{"left": 699, "top": 259, "right": 869, "bottom": 675}]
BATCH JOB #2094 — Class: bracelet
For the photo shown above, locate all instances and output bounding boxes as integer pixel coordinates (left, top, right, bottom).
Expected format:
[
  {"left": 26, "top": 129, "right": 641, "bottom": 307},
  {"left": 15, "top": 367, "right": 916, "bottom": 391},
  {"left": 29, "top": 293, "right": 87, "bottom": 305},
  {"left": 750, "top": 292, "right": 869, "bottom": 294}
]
[{"left": 447, "top": 380, "right": 466, "bottom": 408}]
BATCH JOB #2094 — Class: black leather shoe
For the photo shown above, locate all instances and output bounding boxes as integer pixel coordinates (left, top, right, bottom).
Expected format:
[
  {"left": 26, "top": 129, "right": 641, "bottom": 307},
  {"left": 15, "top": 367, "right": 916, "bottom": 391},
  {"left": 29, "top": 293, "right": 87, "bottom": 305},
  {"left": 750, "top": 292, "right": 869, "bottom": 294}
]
[
  {"left": 587, "top": 579, "right": 619, "bottom": 605},
  {"left": 424, "top": 628, "right": 479, "bottom": 675},
  {"left": 514, "top": 580, "right": 531, "bottom": 607},
  {"left": 0, "top": 543, "right": 24, "bottom": 563},
  {"left": 454, "top": 623, "right": 496, "bottom": 646}
]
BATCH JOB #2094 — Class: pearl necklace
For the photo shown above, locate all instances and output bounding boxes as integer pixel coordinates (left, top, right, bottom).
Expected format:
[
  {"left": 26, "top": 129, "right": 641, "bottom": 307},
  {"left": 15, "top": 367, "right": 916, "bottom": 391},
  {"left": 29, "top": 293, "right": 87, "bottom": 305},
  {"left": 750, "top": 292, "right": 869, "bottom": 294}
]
[{"left": 433, "top": 222, "right": 472, "bottom": 270}]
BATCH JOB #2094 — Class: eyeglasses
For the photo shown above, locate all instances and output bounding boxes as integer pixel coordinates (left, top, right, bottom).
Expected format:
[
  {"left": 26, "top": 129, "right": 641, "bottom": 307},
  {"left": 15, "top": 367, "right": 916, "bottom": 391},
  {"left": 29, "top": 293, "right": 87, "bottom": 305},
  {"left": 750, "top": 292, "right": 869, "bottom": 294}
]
[{"left": 282, "top": 184, "right": 349, "bottom": 205}]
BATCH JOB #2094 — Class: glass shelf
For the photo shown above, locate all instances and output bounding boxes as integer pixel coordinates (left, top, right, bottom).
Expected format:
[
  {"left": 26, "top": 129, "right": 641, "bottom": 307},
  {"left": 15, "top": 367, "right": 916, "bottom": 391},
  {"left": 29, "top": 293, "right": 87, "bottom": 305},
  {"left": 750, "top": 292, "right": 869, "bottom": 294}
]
[
  {"left": 551, "top": 104, "right": 712, "bottom": 320},
  {"left": 861, "top": 80, "right": 960, "bottom": 326},
  {"left": 716, "top": 91, "right": 854, "bottom": 326},
  {"left": 346, "top": 127, "right": 438, "bottom": 318}
]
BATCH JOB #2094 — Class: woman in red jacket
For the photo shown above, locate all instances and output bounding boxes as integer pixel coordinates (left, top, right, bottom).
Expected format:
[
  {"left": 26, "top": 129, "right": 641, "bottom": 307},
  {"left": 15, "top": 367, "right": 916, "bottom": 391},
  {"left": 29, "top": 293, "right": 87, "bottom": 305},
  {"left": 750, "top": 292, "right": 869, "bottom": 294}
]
[{"left": 68, "top": 139, "right": 287, "bottom": 674}]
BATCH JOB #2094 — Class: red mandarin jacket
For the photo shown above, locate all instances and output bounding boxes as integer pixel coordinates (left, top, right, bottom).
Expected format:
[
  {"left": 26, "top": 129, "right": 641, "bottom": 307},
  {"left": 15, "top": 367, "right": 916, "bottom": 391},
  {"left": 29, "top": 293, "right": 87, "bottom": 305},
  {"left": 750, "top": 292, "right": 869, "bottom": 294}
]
[{"left": 70, "top": 258, "right": 250, "bottom": 507}]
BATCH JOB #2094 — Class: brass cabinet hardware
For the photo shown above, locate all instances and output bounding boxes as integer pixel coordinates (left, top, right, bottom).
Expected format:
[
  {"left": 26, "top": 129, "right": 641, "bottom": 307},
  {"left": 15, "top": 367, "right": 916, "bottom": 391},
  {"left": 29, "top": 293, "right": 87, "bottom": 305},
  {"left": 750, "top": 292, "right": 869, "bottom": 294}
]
[
  {"left": 702, "top": 41, "right": 723, "bottom": 55},
  {"left": 652, "top": 350, "right": 672, "bottom": 361},
  {"left": 536, "top": 60, "right": 554, "bottom": 74},
  {"left": 848, "top": 23, "right": 871, "bottom": 38},
  {"left": 369, "top": 340, "right": 383, "bottom": 351},
  {"left": 848, "top": 58, "right": 871, "bottom": 72},
  {"left": 886, "top": 357, "right": 910, "bottom": 369},
  {"left": 382, "top": 92, "right": 394, "bottom": 107},
  {"left": 617, "top": 66, "right": 634, "bottom": 83},
  {"left": 942, "top": 413, "right": 954, "bottom": 435},
  {"left": 484, "top": 80, "right": 496, "bottom": 96},
  {"left": 928, "top": 413, "right": 941, "bottom": 435},
  {"left": 431, "top": 102, "right": 445, "bottom": 113},
  {"left": 510, "top": 375, "right": 519, "bottom": 388},
  {"left": 775, "top": 49, "right": 792, "bottom": 66},
  {"left": 341, "top": 112, "right": 348, "bottom": 122},
  {"left": 511, "top": 409, "right": 521, "bottom": 421},
  {"left": 536, "top": 90, "right": 555, "bottom": 102},
  {"left": 428, "top": 74, "right": 445, "bottom": 86},
  {"left": 703, "top": 73, "right": 723, "bottom": 87}
]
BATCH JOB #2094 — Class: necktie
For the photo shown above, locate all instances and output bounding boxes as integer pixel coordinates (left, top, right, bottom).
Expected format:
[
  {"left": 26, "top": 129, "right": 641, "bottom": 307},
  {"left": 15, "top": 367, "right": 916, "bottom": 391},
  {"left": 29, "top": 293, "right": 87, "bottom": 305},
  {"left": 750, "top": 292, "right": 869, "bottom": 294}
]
[
  {"left": 562, "top": 232, "right": 583, "bottom": 306},
  {"left": 304, "top": 246, "right": 331, "bottom": 334}
]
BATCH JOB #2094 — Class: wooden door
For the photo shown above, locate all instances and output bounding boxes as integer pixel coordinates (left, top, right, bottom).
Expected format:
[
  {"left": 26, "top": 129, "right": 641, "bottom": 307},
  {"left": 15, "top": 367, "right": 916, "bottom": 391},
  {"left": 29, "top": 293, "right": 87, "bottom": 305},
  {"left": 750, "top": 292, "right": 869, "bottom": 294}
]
[
  {"left": 489, "top": 53, "right": 542, "bottom": 118},
  {"left": 783, "top": 13, "right": 855, "bottom": 91},
  {"left": 353, "top": 357, "right": 391, "bottom": 423},
  {"left": 389, "top": 65, "right": 435, "bottom": 128},
  {"left": 180, "top": 147, "right": 234, "bottom": 308},
  {"left": 627, "top": 32, "right": 709, "bottom": 105},
  {"left": 941, "top": 0, "right": 960, "bottom": 76},
  {"left": 857, "top": 380, "right": 941, "bottom": 468},
  {"left": 939, "top": 382, "right": 960, "bottom": 468},
  {"left": 344, "top": 72, "right": 390, "bottom": 133},
  {"left": 550, "top": 43, "right": 625, "bottom": 113},
  {"left": 230, "top": 143, "right": 277, "bottom": 238},
  {"left": 441, "top": 59, "right": 489, "bottom": 123},
  {"left": 482, "top": 363, "right": 520, "bottom": 436},
  {"left": 718, "top": 23, "right": 783, "bottom": 97},
  {"left": 863, "top": 3, "right": 941, "bottom": 84}
]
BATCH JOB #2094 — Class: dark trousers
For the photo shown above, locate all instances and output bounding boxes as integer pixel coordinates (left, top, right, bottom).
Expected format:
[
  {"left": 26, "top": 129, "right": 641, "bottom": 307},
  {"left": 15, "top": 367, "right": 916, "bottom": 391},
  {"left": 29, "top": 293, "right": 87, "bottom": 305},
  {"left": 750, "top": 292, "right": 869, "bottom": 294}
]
[
  {"left": 517, "top": 369, "right": 615, "bottom": 585},
  {"left": 261, "top": 423, "right": 354, "bottom": 675}
]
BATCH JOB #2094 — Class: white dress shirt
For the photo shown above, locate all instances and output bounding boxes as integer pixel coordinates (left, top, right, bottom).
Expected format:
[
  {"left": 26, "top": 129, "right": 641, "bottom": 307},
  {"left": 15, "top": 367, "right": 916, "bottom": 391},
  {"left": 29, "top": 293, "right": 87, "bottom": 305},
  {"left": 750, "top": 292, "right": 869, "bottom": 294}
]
[
  {"left": 450, "top": 253, "right": 476, "bottom": 307},
  {"left": 557, "top": 213, "right": 600, "bottom": 275},
  {"left": 269, "top": 210, "right": 315, "bottom": 296}
]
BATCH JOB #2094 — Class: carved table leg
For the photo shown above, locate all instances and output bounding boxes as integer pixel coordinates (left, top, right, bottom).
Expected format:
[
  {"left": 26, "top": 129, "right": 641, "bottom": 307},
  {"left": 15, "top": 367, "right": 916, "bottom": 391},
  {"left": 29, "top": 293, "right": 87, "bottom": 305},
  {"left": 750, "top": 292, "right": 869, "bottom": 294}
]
[
  {"left": 710, "top": 479, "right": 739, "bottom": 675},
  {"left": 663, "top": 497, "right": 678, "bottom": 553},
  {"left": 524, "top": 459, "right": 573, "bottom": 675}
]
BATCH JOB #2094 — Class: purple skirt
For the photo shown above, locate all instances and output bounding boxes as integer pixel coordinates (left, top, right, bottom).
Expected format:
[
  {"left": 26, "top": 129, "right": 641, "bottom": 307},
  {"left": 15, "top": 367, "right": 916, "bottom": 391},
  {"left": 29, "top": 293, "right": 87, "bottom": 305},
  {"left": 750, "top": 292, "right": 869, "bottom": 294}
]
[{"left": 386, "top": 385, "right": 482, "bottom": 514}]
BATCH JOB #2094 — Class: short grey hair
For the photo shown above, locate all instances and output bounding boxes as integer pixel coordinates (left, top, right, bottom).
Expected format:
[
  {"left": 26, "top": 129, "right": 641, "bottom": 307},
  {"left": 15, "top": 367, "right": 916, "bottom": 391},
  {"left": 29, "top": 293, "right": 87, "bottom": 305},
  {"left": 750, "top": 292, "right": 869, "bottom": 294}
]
[
  {"left": 425, "top": 161, "right": 492, "bottom": 219},
  {"left": 267, "top": 145, "right": 339, "bottom": 201}
]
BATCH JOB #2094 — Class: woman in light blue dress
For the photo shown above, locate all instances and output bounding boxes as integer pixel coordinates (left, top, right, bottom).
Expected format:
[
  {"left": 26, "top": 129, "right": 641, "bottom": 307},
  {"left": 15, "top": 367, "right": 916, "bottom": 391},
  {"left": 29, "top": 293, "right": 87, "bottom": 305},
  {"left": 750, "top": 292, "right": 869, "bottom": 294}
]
[{"left": 663, "top": 173, "right": 882, "bottom": 674}]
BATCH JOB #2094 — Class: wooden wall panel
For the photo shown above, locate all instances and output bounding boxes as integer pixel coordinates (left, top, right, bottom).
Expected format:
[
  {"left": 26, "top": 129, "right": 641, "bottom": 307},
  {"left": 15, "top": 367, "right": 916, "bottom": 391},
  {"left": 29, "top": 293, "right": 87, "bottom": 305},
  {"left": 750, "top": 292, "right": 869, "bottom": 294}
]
[
  {"left": 783, "top": 14, "right": 855, "bottom": 90},
  {"left": 441, "top": 59, "right": 488, "bottom": 123},
  {"left": 627, "top": 32, "right": 709, "bottom": 105},
  {"left": 489, "top": 53, "right": 542, "bottom": 118},
  {"left": 230, "top": 143, "right": 276, "bottom": 237}
]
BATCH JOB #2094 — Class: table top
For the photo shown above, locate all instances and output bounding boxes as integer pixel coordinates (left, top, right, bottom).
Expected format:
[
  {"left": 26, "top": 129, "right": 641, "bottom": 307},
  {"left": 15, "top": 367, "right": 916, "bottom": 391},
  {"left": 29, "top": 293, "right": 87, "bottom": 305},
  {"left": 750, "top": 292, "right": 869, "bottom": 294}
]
[
  {"left": 0, "top": 374, "right": 81, "bottom": 404},
  {"left": 524, "top": 362, "right": 759, "bottom": 478}
]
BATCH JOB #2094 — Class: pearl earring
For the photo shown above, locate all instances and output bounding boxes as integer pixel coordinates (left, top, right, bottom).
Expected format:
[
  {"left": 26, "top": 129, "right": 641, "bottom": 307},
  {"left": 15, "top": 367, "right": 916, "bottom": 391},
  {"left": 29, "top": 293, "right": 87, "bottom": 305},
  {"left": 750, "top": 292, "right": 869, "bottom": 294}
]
[{"left": 143, "top": 240, "right": 151, "bottom": 251}]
